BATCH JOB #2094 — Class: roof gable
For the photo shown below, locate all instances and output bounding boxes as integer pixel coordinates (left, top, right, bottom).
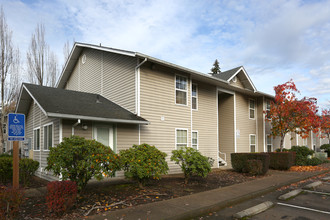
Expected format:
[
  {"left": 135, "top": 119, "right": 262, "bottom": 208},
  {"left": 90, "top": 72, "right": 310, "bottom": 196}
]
[{"left": 16, "top": 83, "right": 148, "bottom": 124}]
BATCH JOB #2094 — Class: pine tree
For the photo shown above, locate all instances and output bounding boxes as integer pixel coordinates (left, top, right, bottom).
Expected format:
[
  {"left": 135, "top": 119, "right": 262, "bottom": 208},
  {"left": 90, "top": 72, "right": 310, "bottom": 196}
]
[{"left": 210, "top": 59, "right": 221, "bottom": 75}]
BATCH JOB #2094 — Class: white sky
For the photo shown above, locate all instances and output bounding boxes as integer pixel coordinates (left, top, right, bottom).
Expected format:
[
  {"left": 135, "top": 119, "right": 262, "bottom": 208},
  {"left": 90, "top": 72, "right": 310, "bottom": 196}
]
[{"left": 1, "top": 0, "right": 330, "bottom": 109}]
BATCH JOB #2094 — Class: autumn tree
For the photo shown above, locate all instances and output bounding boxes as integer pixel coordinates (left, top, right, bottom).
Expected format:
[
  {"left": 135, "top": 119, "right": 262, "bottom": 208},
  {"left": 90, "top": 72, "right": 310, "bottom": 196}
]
[
  {"left": 0, "top": 7, "right": 20, "bottom": 150},
  {"left": 27, "top": 23, "right": 59, "bottom": 87},
  {"left": 320, "top": 109, "right": 330, "bottom": 144},
  {"left": 266, "top": 80, "right": 320, "bottom": 151},
  {"left": 210, "top": 59, "right": 221, "bottom": 75}
]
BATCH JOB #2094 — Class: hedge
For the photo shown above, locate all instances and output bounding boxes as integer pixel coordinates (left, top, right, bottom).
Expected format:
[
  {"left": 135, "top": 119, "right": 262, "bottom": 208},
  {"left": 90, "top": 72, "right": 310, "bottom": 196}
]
[
  {"left": 268, "top": 152, "right": 296, "bottom": 170},
  {"left": 231, "top": 153, "right": 270, "bottom": 175}
]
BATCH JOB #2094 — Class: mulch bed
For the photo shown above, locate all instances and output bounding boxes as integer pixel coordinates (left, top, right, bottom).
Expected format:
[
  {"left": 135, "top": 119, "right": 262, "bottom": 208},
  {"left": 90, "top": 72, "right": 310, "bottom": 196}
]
[{"left": 16, "top": 169, "right": 265, "bottom": 219}]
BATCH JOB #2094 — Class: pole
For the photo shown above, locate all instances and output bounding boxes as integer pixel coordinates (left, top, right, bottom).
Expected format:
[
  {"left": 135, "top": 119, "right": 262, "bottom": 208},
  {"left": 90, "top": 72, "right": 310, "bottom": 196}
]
[{"left": 13, "top": 141, "right": 19, "bottom": 189}]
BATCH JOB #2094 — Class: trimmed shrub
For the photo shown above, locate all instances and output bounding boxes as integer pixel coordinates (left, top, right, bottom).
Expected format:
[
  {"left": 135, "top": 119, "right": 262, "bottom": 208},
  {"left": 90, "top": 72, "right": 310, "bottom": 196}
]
[
  {"left": 305, "top": 157, "right": 324, "bottom": 166},
  {"left": 231, "top": 153, "right": 270, "bottom": 175},
  {"left": 290, "top": 146, "right": 314, "bottom": 166},
  {"left": 0, "top": 186, "right": 24, "bottom": 219},
  {"left": 46, "top": 136, "right": 121, "bottom": 191},
  {"left": 171, "top": 147, "right": 214, "bottom": 184},
  {"left": 246, "top": 159, "right": 263, "bottom": 175},
  {"left": 0, "top": 157, "right": 12, "bottom": 185},
  {"left": 268, "top": 152, "right": 296, "bottom": 170},
  {"left": 120, "top": 143, "right": 169, "bottom": 188},
  {"left": 320, "top": 144, "right": 330, "bottom": 157},
  {"left": 46, "top": 181, "right": 77, "bottom": 215},
  {"left": 19, "top": 158, "right": 39, "bottom": 187}
]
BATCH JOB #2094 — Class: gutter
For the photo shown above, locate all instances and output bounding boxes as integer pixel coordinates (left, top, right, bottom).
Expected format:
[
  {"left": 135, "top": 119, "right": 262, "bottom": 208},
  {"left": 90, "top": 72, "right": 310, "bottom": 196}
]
[
  {"left": 135, "top": 57, "right": 147, "bottom": 116},
  {"left": 72, "top": 119, "right": 81, "bottom": 135}
]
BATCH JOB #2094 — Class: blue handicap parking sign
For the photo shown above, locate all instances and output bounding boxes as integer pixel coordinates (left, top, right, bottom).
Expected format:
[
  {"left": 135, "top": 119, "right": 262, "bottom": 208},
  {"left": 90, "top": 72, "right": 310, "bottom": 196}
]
[{"left": 8, "top": 113, "right": 25, "bottom": 141}]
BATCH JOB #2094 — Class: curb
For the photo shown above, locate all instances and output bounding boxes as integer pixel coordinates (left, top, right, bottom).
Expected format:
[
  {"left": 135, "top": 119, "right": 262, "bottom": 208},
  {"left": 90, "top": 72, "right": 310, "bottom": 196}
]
[
  {"left": 303, "top": 181, "right": 322, "bottom": 189},
  {"left": 169, "top": 170, "right": 330, "bottom": 220},
  {"left": 233, "top": 201, "right": 274, "bottom": 219},
  {"left": 278, "top": 189, "right": 303, "bottom": 200}
]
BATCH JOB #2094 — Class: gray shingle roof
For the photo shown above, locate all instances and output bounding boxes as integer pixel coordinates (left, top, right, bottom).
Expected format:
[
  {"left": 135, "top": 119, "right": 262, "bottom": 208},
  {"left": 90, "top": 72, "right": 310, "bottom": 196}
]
[
  {"left": 212, "top": 66, "right": 242, "bottom": 81},
  {"left": 21, "top": 83, "right": 148, "bottom": 124}
]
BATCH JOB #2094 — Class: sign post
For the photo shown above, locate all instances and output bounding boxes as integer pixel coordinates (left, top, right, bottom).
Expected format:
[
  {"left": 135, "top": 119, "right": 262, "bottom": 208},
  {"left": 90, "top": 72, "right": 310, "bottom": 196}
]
[{"left": 8, "top": 113, "right": 25, "bottom": 190}]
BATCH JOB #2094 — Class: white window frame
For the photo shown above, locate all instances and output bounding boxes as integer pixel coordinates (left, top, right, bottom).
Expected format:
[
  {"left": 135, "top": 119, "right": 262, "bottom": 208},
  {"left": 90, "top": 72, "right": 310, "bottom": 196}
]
[
  {"left": 266, "top": 100, "right": 271, "bottom": 119},
  {"left": 192, "top": 83, "right": 198, "bottom": 110},
  {"left": 175, "top": 74, "right": 188, "bottom": 106},
  {"left": 33, "top": 127, "right": 41, "bottom": 151},
  {"left": 93, "top": 124, "right": 114, "bottom": 149},
  {"left": 249, "top": 99, "right": 256, "bottom": 119},
  {"left": 175, "top": 128, "right": 188, "bottom": 149},
  {"left": 43, "top": 122, "right": 54, "bottom": 151},
  {"left": 191, "top": 130, "right": 198, "bottom": 149},
  {"left": 266, "top": 134, "right": 272, "bottom": 152},
  {"left": 250, "top": 134, "right": 256, "bottom": 152}
]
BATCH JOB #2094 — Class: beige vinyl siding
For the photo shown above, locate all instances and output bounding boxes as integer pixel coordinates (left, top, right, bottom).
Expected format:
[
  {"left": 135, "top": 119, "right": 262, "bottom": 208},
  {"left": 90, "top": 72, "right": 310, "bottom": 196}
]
[
  {"left": 25, "top": 101, "right": 60, "bottom": 181},
  {"left": 192, "top": 81, "right": 217, "bottom": 161},
  {"left": 236, "top": 93, "right": 257, "bottom": 152},
  {"left": 116, "top": 124, "right": 139, "bottom": 151},
  {"left": 218, "top": 92, "right": 235, "bottom": 167},
  {"left": 257, "top": 97, "right": 265, "bottom": 152},
  {"left": 62, "top": 120, "right": 93, "bottom": 139},
  {"left": 140, "top": 65, "right": 191, "bottom": 173},
  {"left": 230, "top": 75, "right": 244, "bottom": 89},
  {"left": 65, "top": 48, "right": 136, "bottom": 113}
]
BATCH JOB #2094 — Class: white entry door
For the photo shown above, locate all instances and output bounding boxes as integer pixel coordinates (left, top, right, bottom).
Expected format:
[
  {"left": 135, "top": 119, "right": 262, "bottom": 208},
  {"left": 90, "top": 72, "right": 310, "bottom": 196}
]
[{"left": 94, "top": 126, "right": 114, "bottom": 149}]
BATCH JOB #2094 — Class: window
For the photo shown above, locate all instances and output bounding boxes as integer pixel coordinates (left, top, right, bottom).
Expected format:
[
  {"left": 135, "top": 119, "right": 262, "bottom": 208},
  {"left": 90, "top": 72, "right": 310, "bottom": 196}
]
[
  {"left": 176, "top": 129, "right": 187, "bottom": 149},
  {"left": 93, "top": 125, "right": 114, "bottom": 149},
  {"left": 266, "top": 100, "right": 271, "bottom": 119},
  {"left": 249, "top": 99, "right": 255, "bottom": 119},
  {"left": 43, "top": 124, "right": 53, "bottom": 151},
  {"left": 3, "top": 124, "right": 6, "bottom": 134},
  {"left": 250, "top": 134, "right": 256, "bottom": 152},
  {"left": 192, "top": 84, "right": 198, "bottom": 110},
  {"left": 266, "top": 135, "right": 272, "bottom": 152},
  {"left": 175, "top": 75, "right": 187, "bottom": 105},
  {"left": 33, "top": 128, "right": 40, "bottom": 150},
  {"left": 192, "top": 131, "right": 198, "bottom": 149}
]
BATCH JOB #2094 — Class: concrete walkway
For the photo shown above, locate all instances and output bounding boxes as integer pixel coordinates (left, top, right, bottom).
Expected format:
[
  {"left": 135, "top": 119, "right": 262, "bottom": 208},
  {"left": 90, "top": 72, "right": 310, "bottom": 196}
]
[{"left": 88, "top": 170, "right": 330, "bottom": 220}]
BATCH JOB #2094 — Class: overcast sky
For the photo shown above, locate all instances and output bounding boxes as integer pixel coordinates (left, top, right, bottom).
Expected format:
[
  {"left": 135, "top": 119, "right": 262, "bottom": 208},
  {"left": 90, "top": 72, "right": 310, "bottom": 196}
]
[{"left": 1, "top": 0, "right": 330, "bottom": 110}]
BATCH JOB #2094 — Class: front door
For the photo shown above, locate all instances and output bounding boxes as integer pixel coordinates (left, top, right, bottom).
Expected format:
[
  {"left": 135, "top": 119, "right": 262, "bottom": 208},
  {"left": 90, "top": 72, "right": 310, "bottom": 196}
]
[{"left": 94, "top": 125, "right": 114, "bottom": 149}]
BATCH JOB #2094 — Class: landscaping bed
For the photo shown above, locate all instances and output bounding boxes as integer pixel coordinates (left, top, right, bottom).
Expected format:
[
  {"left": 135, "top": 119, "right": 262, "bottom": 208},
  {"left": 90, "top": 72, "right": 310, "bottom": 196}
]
[{"left": 17, "top": 169, "right": 265, "bottom": 219}]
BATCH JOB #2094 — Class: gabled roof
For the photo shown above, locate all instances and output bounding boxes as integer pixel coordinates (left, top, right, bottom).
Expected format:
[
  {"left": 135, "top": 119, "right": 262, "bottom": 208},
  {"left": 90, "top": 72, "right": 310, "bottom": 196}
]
[
  {"left": 213, "top": 66, "right": 257, "bottom": 92},
  {"left": 16, "top": 83, "right": 149, "bottom": 124}
]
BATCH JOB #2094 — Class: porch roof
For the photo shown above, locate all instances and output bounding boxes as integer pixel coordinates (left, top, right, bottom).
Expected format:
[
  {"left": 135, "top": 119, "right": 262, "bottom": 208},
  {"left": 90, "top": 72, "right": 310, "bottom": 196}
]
[{"left": 16, "top": 83, "right": 149, "bottom": 125}]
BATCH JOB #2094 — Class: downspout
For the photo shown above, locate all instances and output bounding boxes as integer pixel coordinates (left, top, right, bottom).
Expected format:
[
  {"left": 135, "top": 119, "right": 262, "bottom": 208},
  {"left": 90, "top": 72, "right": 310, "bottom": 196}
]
[
  {"left": 72, "top": 119, "right": 81, "bottom": 135},
  {"left": 135, "top": 58, "right": 147, "bottom": 145}
]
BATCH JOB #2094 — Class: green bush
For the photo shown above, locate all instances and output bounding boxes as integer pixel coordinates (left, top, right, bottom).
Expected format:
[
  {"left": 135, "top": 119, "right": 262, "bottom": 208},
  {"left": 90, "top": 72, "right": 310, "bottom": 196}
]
[
  {"left": 171, "top": 147, "right": 214, "bottom": 184},
  {"left": 120, "top": 143, "right": 169, "bottom": 188},
  {"left": 0, "top": 157, "right": 12, "bottom": 185},
  {"left": 305, "top": 157, "right": 324, "bottom": 166},
  {"left": 0, "top": 153, "right": 12, "bottom": 158},
  {"left": 231, "top": 153, "right": 270, "bottom": 175},
  {"left": 19, "top": 158, "right": 39, "bottom": 187},
  {"left": 246, "top": 159, "right": 263, "bottom": 175},
  {"left": 320, "top": 144, "right": 330, "bottom": 157},
  {"left": 268, "top": 152, "right": 295, "bottom": 170},
  {"left": 46, "top": 136, "right": 121, "bottom": 191},
  {"left": 290, "top": 146, "right": 314, "bottom": 166}
]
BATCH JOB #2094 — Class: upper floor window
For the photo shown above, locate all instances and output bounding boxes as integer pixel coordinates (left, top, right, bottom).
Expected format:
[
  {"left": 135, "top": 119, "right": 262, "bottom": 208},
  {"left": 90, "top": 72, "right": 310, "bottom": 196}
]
[
  {"left": 192, "top": 131, "right": 198, "bottom": 149},
  {"left": 33, "top": 128, "right": 40, "bottom": 151},
  {"left": 249, "top": 99, "right": 255, "bottom": 119},
  {"left": 192, "top": 84, "right": 198, "bottom": 110},
  {"left": 250, "top": 134, "right": 256, "bottom": 152},
  {"left": 43, "top": 124, "right": 53, "bottom": 151},
  {"left": 176, "top": 75, "right": 187, "bottom": 105},
  {"left": 266, "top": 100, "right": 271, "bottom": 119},
  {"left": 176, "top": 129, "right": 187, "bottom": 149}
]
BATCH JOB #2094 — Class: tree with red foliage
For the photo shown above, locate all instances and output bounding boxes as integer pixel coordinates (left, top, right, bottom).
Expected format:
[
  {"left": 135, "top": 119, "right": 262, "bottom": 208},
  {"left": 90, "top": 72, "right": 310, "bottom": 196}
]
[
  {"left": 266, "top": 80, "right": 320, "bottom": 151},
  {"left": 320, "top": 109, "right": 330, "bottom": 144}
]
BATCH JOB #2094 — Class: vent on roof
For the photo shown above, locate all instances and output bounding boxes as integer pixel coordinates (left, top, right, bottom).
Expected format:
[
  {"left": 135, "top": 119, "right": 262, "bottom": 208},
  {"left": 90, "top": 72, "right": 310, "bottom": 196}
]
[{"left": 96, "top": 95, "right": 102, "bottom": 104}]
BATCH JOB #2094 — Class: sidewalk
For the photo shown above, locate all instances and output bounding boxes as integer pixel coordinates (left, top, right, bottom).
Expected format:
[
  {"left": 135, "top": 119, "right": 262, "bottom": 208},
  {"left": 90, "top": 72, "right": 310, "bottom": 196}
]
[{"left": 89, "top": 169, "right": 330, "bottom": 220}]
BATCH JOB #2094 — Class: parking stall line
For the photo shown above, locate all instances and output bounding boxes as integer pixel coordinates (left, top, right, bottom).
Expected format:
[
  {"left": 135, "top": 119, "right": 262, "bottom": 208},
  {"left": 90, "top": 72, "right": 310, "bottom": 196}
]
[
  {"left": 277, "top": 202, "right": 330, "bottom": 215},
  {"left": 303, "top": 189, "right": 330, "bottom": 196}
]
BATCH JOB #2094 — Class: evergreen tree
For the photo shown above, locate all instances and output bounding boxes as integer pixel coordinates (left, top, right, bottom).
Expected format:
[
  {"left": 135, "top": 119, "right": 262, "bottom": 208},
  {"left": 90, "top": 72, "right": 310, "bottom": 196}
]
[{"left": 210, "top": 59, "right": 221, "bottom": 75}]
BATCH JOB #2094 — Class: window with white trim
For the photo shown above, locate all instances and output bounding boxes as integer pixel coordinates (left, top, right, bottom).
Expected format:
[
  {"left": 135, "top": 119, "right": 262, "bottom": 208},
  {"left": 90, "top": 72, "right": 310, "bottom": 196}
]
[
  {"left": 192, "top": 84, "right": 198, "bottom": 110},
  {"left": 266, "top": 135, "right": 272, "bottom": 152},
  {"left": 175, "top": 75, "right": 187, "bottom": 105},
  {"left": 3, "top": 123, "right": 6, "bottom": 134},
  {"left": 250, "top": 134, "right": 256, "bottom": 152},
  {"left": 249, "top": 99, "right": 255, "bottom": 119},
  {"left": 192, "top": 131, "right": 198, "bottom": 149},
  {"left": 176, "top": 129, "right": 187, "bottom": 149},
  {"left": 266, "top": 100, "right": 271, "bottom": 119},
  {"left": 33, "top": 128, "right": 40, "bottom": 151},
  {"left": 43, "top": 124, "right": 53, "bottom": 151}
]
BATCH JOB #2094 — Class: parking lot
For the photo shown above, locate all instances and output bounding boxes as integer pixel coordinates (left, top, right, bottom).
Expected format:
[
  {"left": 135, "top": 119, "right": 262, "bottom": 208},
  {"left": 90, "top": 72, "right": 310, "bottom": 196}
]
[{"left": 195, "top": 174, "right": 330, "bottom": 220}]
